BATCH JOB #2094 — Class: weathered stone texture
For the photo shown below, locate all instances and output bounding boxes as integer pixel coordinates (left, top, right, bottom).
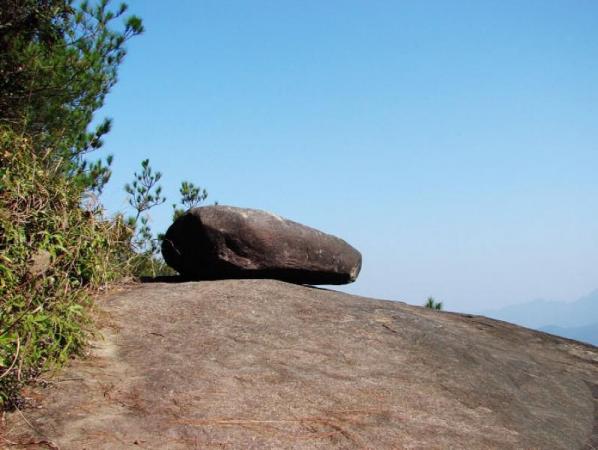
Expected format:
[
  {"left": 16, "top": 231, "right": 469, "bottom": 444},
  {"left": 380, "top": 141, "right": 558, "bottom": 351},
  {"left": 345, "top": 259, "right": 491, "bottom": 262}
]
[
  {"left": 162, "top": 205, "right": 362, "bottom": 285},
  {"left": 5, "top": 280, "right": 598, "bottom": 449}
]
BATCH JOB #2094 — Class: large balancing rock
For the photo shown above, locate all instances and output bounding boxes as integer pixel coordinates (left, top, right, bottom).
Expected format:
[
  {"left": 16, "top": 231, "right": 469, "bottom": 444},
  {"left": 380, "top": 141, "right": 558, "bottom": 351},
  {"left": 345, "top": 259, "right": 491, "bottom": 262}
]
[{"left": 161, "top": 205, "right": 362, "bottom": 284}]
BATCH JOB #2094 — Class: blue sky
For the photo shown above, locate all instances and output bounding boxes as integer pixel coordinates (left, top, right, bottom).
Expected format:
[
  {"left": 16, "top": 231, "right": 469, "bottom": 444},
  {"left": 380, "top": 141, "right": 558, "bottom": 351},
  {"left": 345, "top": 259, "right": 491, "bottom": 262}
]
[{"left": 97, "top": 0, "right": 598, "bottom": 312}]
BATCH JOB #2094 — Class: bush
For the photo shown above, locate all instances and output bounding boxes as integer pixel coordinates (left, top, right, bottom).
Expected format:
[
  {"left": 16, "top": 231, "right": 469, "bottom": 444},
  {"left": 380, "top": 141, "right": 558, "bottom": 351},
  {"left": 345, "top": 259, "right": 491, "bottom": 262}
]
[
  {"left": 0, "top": 131, "right": 134, "bottom": 408},
  {"left": 0, "top": 0, "right": 210, "bottom": 407},
  {"left": 0, "top": 0, "right": 142, "bottom": 409},
  {"left": 424, "top": 297, "right": 443, "bottom": 310}
]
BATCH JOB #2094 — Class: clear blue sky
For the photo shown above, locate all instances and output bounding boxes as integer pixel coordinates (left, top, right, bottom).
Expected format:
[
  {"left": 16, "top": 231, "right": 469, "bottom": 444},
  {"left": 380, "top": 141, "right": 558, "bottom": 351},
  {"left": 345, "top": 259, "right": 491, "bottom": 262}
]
[{"left": 97, "top": 0, "right": 598, "bottom": 312}]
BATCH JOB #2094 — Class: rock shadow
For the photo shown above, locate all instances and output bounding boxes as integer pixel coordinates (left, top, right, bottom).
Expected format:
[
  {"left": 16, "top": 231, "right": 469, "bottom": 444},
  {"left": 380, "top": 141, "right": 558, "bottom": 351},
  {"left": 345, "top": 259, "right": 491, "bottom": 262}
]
[{"left": 140, "top": 275, "right": 189, "bottom": 283}]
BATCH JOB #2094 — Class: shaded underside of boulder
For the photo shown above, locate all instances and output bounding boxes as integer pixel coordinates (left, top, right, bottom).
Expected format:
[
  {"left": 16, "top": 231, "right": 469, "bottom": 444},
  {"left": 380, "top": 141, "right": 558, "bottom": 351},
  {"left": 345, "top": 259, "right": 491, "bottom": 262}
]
[
  {"left": 5, "top": 280, "right": 598, "bottom": 449},
  {"left": 161, "top": 205, "right": 362, "bottom": 285}
]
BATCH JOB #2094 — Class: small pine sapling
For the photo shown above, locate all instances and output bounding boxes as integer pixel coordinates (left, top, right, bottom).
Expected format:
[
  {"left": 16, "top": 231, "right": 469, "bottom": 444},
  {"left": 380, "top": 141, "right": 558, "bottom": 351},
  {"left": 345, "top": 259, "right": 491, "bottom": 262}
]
[
  {"left": 125, "top": 159, "right": 166, "bottom": 255},
  {"left": 424, "top": 297, "right": 443, "bottom": 310},
  {"left": 172, "top": 181, "right": 208, "bottom": 220}
]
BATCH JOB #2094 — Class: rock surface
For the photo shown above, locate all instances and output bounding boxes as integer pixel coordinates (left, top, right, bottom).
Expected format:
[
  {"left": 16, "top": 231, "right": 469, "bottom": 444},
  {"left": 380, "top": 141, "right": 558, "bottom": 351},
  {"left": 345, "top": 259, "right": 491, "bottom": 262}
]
[
  {"left": 4, "top": 279, "right": 598, "bottom": 449},
  {"left": 161, "top": 206, "right": 362, "bottom": 285}
]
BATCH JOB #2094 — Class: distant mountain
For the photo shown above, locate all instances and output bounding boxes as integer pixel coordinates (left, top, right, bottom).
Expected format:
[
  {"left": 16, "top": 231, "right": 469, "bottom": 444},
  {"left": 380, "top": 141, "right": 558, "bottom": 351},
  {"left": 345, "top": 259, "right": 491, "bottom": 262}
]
[
  {"left": 540, "top": 323, "right": 598, "bottom": 346},
  {"left": 480, "top": 289, "right": 598, "bottom": 346}
]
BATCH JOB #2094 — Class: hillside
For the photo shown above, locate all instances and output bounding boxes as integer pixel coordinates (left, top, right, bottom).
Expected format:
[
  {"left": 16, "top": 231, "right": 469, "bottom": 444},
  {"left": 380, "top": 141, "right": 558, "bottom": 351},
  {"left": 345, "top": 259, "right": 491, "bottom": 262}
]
[{"left": 4, "top": 280, "right": 598, "bottom": 449}]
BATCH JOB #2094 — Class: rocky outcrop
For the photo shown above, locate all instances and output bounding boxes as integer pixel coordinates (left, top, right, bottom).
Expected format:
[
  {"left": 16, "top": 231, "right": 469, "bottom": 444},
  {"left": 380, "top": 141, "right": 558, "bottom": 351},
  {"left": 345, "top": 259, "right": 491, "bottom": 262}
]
[
  {"left": 161, "top": 205, "right": 362, "bottom": 285},
  {"left": 5, "top": 280, "right": 598, "bottom": 449}
]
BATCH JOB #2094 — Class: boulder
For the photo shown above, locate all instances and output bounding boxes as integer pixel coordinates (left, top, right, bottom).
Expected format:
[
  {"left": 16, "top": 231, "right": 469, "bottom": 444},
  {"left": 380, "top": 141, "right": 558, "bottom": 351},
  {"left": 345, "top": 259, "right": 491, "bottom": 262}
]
[{"left": 161, "top": 205, "right": 362, "bottom": 285}]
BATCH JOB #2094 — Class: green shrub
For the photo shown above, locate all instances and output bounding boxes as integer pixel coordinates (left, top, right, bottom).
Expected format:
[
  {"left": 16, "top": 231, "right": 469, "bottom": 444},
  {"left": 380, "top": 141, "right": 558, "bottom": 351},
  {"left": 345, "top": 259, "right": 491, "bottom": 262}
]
[
  {"left": 424, "top": 297, "right": 443, "bottom": 310},
  {"left": 0, "top": 0, "right": 209, "bottom": 407},
  {"left": 0, "top": 0, "right": 143, "bottom": 408},
  {"left": 0, "top": 131, "right": 134, "bottom": 408}
]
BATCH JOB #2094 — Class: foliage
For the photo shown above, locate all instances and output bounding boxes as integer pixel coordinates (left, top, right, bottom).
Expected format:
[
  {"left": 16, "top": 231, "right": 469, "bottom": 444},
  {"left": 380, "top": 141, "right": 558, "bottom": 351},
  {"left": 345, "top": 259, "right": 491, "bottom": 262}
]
[
  {"left": 0, "top": 131, "right": 133, "bottom": 408},
  {"left": 0, "top": 0, "right": 143, "bottom": 196},
  {"left": 124, "top": 159, "right": 172, "bottom": 277},
  {"left": 424, "top": 297, "right": 443, "bottom": 310},
  {"left": 0, "top": 0, "right": 143, "bottom": 148},
  {"left": 172, "top": 181, "right": 208, "bottom": 221},
  {"left": 125, "top": 159, "right": 165, "bottom": 223},
  {"left": 125, "top": 168, "right": 210, "bottom": 278},
  {"left": 0, "top": 0, "right": 212, "bottom": 407},
  {"left": 0, "top": 0, "right": 142, "bottom": 409}
]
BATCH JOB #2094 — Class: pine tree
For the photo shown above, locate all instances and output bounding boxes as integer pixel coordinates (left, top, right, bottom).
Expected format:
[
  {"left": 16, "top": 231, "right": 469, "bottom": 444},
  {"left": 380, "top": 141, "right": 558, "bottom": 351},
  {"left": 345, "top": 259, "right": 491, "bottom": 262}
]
[
  {"left": 172, "top": 181, "right": 209, "bottom": 220},
  {"left": 0, "top": 0, "right": 143, "bottom": 193}
]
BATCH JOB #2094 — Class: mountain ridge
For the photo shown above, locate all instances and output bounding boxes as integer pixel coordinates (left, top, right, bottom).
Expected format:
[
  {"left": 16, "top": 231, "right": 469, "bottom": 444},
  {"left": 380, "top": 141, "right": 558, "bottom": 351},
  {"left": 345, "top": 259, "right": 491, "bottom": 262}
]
[{"left": 479, "top": 289, "right": 598, "bottom": 344}]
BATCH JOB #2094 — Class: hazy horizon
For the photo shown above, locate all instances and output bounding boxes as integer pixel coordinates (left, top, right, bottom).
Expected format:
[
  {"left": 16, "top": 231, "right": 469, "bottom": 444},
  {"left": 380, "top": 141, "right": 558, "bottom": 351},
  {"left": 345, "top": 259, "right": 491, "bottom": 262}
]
[{"left": 96, "top": 0, "right": 598, "bottom": 312}]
